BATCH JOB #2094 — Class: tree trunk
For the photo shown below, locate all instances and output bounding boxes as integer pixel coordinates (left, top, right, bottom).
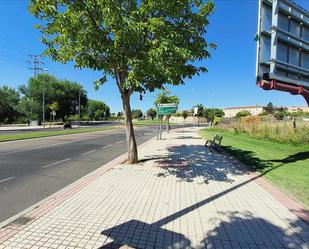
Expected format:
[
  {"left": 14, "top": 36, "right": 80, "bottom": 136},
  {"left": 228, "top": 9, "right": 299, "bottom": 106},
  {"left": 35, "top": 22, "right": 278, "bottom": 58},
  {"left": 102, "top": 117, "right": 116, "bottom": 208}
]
[{"left": 121, "top": 92, "right": 138, "bottom": 164}]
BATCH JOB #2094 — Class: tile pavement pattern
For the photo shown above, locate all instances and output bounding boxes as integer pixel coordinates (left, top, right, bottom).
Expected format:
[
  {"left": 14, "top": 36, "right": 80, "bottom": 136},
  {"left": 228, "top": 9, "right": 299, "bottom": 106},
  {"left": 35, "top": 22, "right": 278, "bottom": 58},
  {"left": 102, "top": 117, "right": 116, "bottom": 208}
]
[{"left": 0, "top": 128, "right": 308, "bottom": 249}]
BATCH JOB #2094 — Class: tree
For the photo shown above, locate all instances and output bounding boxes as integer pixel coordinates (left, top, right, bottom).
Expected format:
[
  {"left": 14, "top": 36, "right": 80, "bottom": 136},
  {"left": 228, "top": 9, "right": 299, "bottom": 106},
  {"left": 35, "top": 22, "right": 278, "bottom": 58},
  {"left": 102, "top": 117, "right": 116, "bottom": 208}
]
[
  {"left": 20, "top": 74, "right": 88, "bottom": 122},
  {"left": 263, "top": 102, "right": 275, "bottom": 114},
  {"left": 155, "top": 91, "right": 180, "bottom": 106},
  {"left": 194, "top": 104, "right": 204, "bottom": 126},
  {"left": 49, "top": 101, "right": 60, "bottom": 123},
  {"left": 49, "top": 102, "right": 60, "bottom": 113},
  {"left": 181, "top": 110, "right": 188, "bottom": 120},
  {"left": 181, "top": 110, "right": 188, "bottom": 124},
  {"left": 236, "top": 110, "right": 251, "bottom": 118},
  {"left": 202, "top": 108, "right": 224, "bottom": 124},
  {"left": 29, "top": 0, "right": 215, "bottom": 163},
  {"left": 87, "top": 99, "right": 110, "bottom": 121},
  {"left": 274, "top": 110, "right": 288, "bottom": 121},
  {"left": 0, "top": 86, "right": 20, "bottom": 124},
  {"left": 117, "top": 112, "right": 123, "bottom": 121},
  {"left": 132, "top": 109, "right": 143, "bottom": 120},
  {"left": 18, "top": 96, "right": 40, "bottom": 123},
  {"left": 146, "top": 108, "right": 157, "bottom": 120}
]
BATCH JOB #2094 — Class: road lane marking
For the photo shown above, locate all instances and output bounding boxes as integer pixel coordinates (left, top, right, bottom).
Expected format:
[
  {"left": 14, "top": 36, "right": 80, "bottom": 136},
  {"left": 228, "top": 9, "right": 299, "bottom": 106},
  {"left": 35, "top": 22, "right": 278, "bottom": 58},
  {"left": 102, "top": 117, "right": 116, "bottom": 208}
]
[
  {"left": 116, "top": 141, "right": 124, "bottom": 144},
  {"left": 81, "top": 149, "right": 97, "bottom": 156},
  {"left": 102, "top": 144, "right": 112, "bottom": 149},
  {"left": 42, "top": 158, "right": 72, "bottom": 168},
  {"left": 0, "top": 130, "right": 121, "bottom": 156},
  {"left": 0, "top": 177, "right": 16, "bottom": 184},
  {"left": 1, "top": 141, "right": 73, "bottom": 156}
]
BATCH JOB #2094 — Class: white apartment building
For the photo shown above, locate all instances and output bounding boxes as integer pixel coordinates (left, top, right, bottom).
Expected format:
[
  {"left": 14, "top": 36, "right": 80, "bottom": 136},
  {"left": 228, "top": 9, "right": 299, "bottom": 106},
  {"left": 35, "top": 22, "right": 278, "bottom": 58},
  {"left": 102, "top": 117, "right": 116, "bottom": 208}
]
[{"left": 223, "top": 106, "right": 264, "bottom": 118}]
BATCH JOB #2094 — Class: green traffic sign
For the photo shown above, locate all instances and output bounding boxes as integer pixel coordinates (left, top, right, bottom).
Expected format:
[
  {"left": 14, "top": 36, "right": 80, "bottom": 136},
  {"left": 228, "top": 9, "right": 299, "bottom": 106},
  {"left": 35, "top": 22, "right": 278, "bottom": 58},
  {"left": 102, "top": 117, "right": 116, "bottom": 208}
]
[{"left": 157, "top": 106, "right": 177, "bottom": 115}]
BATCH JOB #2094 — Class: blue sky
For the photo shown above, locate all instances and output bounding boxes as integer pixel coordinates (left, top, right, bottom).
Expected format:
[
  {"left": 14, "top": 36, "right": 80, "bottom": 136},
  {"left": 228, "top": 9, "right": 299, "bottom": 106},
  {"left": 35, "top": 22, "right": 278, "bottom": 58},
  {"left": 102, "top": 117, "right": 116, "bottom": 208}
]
[{"left": 0, "top": 0, "right": 308, "bottom": 113}]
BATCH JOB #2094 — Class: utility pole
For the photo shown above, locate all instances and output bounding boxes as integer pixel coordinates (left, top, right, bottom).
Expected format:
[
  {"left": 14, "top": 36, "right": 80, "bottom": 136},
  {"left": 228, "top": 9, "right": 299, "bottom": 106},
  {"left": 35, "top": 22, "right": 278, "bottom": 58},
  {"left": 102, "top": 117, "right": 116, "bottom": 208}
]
[{"left": 27, "top": 55, "right": 48, "bottom": 128}]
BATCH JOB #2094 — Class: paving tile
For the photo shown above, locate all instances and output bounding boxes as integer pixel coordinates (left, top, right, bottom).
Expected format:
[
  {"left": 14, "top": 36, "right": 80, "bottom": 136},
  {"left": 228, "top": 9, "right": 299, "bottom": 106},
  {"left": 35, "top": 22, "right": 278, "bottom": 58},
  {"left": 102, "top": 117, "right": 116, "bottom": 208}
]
[{"left": 0, "top": 128, "right": 308, "bottom": 249}]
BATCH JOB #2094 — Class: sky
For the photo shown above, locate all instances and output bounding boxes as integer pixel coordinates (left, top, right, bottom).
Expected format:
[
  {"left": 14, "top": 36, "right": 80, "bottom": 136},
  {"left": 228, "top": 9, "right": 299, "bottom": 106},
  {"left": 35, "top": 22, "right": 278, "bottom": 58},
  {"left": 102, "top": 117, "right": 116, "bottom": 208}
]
[{"left": 0, "top": 0, "right": 308, "bottom": 114}]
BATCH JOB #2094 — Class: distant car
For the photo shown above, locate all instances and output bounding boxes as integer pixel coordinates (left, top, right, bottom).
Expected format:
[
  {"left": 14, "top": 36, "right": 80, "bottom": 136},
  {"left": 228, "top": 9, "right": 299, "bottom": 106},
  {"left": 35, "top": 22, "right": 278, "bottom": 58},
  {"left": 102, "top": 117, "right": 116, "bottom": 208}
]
[{"left": 63, "top": 122, "right": 72, "bottom": 129}]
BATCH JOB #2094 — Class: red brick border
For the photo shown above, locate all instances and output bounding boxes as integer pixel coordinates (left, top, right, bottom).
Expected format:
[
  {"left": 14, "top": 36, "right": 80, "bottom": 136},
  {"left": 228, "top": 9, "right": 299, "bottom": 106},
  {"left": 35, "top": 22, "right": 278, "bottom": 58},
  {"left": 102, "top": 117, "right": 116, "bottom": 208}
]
[
  {"left": 248, "top": 172, "right": 309, "bottom": 223},
  {"left": 219, "top": 151, "right": 309, "bottom": 223}
]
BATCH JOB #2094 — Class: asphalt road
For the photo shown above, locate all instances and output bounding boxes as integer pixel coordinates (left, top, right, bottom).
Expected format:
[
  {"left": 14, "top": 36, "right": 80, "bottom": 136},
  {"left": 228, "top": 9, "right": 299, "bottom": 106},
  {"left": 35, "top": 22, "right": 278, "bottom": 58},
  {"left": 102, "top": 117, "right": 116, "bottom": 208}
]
[{"left": 0, "top": 126, "right": 157, "bottom": 223}]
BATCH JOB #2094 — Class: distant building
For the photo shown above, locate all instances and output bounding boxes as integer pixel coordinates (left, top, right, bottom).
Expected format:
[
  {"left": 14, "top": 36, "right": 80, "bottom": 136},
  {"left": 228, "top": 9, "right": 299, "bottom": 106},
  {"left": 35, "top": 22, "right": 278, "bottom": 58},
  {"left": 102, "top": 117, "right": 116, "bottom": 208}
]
[
  {"left": 223, "top": 106, "right": 264, "bottom": 118},
  {"left": 223, "top": 105, "right": 309, "bottom": 118},
  {"left": 286, "top": 106, "right": 309, "bottom": 113}
]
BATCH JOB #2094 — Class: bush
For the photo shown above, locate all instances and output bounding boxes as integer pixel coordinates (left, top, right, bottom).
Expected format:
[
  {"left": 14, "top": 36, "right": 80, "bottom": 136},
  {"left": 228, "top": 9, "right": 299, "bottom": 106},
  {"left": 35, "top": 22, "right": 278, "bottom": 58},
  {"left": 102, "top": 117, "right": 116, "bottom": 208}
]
[
  {"left": 223, "top": 116, "right": 309, "bottom": 145},
  {"left": 236, "top": 110, "right": 251, "bottom": 118}
]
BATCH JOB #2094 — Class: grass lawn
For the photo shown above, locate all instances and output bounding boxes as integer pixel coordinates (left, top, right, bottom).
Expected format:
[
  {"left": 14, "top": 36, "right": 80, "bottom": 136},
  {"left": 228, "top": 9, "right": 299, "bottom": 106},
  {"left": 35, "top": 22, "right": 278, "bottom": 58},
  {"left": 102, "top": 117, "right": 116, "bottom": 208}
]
[
  {"left": 132, "top": 119, "right": 174, "bottom": 126},
  {"left": 0, "top": 126, "right": 115, "bottom": 142},
  {"left": 199, "top": 129, "right": 309, "bottom": 209}
]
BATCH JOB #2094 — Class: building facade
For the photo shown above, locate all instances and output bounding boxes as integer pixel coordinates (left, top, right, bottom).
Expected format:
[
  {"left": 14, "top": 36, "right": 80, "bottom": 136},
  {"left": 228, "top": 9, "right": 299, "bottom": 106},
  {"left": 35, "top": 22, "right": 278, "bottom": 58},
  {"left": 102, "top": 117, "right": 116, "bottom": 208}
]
[{"left": 223, "top": 106, "right": 264, "bottom": 118}]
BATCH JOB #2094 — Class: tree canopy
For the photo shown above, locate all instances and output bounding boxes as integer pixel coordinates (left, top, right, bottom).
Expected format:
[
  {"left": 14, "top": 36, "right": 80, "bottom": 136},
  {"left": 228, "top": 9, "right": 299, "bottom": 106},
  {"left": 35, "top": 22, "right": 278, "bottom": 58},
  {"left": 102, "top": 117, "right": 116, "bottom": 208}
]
[
  {"left": 20, "top": 74, "right": 87, "bottom": 122},
  {"left": 0, "top": 86, "right": 20, "bottom": 124},
  {"left": 87, "top": 99, "right": 110, "bottom": 121},
  {"left": 29, "top": 0, "right": 215, "bottom": 163},
  {"left": 203, "top": 108, "right": 225, "bottom": 122},
  {"left": 155, "top": 91, "right": 180, "bottom": 106},
  {"left": 132, "top": 109, "right": 143, "bottom": 120},
  {"left": 236, "top": 110, "right": 251, "bottom": 118},
  {"left": 263, "top": 102, "right": 275, "bottom": 114},
  {"left": 146, "top": 108, "right": 157, "bottom": 120},
  {"left": 181, "top": 110, "right": 188, "bottom": 120}
]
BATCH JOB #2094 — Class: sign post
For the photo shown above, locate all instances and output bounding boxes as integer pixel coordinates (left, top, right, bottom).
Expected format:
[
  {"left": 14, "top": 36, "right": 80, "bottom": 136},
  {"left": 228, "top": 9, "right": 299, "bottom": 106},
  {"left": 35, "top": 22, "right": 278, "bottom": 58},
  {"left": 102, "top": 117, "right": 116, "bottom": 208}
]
[{"left": 156, "top": 103, "right": 178, "bottom": 139}]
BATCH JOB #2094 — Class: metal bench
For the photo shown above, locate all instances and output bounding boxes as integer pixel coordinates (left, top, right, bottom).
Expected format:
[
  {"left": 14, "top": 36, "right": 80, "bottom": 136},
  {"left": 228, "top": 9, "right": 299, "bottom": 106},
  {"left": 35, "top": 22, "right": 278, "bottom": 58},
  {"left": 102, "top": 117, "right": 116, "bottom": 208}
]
[{"left": 205, "top": 134, "right": 223, "bottom": 150}]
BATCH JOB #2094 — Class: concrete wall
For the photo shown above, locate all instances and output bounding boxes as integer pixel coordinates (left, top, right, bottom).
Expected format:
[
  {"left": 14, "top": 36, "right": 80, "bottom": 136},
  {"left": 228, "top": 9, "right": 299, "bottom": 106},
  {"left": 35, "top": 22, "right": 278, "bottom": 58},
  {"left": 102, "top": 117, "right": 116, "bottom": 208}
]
[{"left": 169, "top": 116, "right": 208, "bottom": 124}]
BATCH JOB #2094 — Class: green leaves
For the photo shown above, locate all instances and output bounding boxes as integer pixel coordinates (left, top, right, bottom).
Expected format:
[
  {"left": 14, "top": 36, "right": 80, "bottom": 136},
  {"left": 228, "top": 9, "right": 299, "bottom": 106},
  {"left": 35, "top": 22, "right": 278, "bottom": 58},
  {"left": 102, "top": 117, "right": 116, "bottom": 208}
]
[
  {"left": 87, "top": 99, "right": 110, "bottom": 121},
  {"left": 29, "top": 0, "right": 215, "bottom": 94},
  {"left": 155, "top": 91, "right": 180, "bottom": 106},
  {"left": 94, "top": 75, "right": 108, "bottom": 91}
]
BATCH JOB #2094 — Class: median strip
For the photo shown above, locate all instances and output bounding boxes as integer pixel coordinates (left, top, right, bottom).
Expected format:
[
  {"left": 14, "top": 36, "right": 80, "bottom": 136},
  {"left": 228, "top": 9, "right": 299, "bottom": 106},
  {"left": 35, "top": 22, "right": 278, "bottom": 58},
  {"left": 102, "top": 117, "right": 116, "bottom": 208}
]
[
  {"left": 42, "top": 158, "right": 72, "bottom": 168},
  {"left": 0, "top": 126, "right": 115, "bottom": 142},
  {"left": 0, "top": 177, "right": 15, "bottom": 184}
]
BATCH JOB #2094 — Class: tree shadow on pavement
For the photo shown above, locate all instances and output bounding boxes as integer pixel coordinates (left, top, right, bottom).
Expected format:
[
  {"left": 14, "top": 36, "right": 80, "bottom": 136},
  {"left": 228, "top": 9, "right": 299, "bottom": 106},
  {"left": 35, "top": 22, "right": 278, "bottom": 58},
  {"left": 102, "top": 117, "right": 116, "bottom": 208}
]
[
  {"left": 199, "top": 211, "right": 309, "bottom": 249},
  {"left": 154, "top": 145, "right": 245, "bottom": 183},
  {"left": 99, "top": 171, "right": 309, "bottom": 248},
  {"left": 99, "top": 143, "right": 309, "bottom": 248},
  {"left": 100, "top": 219, "right": 191, "bottom": 249}
]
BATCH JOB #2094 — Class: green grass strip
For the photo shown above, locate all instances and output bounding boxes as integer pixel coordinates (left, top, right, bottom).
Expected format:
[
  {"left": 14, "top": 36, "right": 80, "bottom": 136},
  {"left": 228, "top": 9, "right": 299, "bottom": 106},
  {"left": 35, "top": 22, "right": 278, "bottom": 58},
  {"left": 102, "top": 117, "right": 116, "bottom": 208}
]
[
  {"left": 199, "top": 128, "right": 309, "bottom": 209},
  {"left": 0, "top": 126, "right": 115, "bottom": 142},
  {"left": 133, "top": 119, "right": 175, "bottom": 126}
]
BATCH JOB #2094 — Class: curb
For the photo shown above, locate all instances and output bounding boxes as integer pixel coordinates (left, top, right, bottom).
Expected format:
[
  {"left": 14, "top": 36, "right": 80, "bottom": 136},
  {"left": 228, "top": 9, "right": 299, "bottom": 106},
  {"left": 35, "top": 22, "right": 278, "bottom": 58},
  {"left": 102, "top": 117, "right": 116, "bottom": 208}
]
[{"left": 0, "top": 134, "right": 157, "bottom": 244}]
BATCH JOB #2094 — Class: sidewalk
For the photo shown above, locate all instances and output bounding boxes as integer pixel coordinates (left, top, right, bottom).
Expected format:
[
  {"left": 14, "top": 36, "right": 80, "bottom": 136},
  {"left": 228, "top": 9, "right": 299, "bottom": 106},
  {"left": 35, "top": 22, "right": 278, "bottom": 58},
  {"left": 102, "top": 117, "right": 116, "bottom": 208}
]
[{"left": 0, "top": 127, "right": 308, "bottom": 249}]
